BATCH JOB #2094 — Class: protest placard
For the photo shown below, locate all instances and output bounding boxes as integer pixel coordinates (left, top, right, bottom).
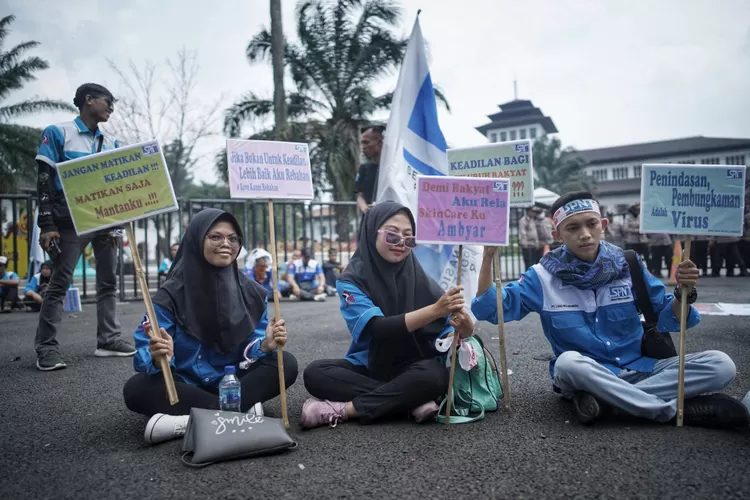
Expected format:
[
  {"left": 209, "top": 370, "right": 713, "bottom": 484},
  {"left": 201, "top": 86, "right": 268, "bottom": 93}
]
[
  {"left": 447, "top": 140, "right": 534, "bottom": 207},
  {"left": 640, "top": 164, "right": 746, "bottom": 236},
  {"left": 640, "top": 163, "right": 747, "bottom": 427},
  {"left": 56, "top": 139, "right": 179, "bottom": 405},
  {"left": 415, "top": 175, "right": 510, "bottom": 246},
  {"left": 225, "top": 139, "right": 315, "bottom": 429},
  {"left": 56, "top": 140, "right": 177, "bottom": 235},
  {"left": 227, "top": 139, "right": 314, "bottom": 200}
]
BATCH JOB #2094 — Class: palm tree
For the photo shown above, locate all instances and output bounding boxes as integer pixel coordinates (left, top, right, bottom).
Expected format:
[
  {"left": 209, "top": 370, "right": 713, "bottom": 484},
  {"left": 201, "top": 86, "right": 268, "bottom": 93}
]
[
  {"left": 533, "top": 134, "right": 595, "bottom": 195},
  {"left": 270, "top": 0, "right": 287, "bottom": 133},
  {"left": 0, "top": 15, "right": 76, "bottom": 193},
  {"left": 224, "top": 0, "right": 418, "bottom": 202}
]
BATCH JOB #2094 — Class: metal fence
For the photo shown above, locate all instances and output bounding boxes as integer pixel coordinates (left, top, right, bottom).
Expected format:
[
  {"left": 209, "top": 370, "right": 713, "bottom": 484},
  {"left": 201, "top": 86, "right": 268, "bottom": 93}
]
[{"left": 1, "top": 193, "right": 532, "bottom": 302}]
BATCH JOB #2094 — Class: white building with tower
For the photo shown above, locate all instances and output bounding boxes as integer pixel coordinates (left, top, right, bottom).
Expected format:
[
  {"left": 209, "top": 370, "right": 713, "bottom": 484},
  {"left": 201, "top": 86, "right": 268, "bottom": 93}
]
[{"left": 475, "top": 98, "right": 750, "bottom": 214}]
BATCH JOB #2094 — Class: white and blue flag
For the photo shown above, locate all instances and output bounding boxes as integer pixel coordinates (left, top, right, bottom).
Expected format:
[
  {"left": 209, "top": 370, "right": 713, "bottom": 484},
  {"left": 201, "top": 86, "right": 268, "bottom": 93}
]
[{"left": 377, "top": 16, "right": 480, "bottom": 302}]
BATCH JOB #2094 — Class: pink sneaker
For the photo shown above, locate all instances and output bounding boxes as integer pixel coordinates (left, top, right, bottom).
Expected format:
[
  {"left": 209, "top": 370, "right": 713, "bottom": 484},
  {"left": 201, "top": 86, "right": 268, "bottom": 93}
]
[
  {"left": 300, "top": 397, "right": 347, "bottom": 429},
  {"left": 412, "top": 400, "right": 440, "bottom": 423}
]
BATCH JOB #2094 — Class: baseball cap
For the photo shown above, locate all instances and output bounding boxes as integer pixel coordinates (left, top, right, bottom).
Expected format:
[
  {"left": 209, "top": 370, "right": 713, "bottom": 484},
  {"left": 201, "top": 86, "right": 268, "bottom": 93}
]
[{"left": 0, "top": 256, "right": 8, "bottom": 265}]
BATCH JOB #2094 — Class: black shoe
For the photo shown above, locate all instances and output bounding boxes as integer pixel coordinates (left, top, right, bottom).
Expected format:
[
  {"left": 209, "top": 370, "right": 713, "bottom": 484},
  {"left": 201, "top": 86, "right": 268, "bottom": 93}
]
[
  {"left": 573, "top": 391, "right": 605, "bottom": 425},
  {"left": 682, "top": 394, "right": 750, "bottom": 429}
]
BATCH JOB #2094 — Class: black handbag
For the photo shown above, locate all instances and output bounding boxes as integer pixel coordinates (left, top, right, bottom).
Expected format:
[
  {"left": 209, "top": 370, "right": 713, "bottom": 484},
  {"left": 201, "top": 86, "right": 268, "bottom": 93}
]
[
  {"left": 624, "top": 250, "right": 677, "bottom": 359},
  {"left": 181, "top": 408, "right": 297, "bottom": 467}
]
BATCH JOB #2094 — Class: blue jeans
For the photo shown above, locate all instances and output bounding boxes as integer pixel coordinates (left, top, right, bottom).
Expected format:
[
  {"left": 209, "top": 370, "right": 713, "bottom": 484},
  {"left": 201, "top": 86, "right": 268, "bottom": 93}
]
[{"left": 553, "top": 350, "right": 736, "bottom": 422}]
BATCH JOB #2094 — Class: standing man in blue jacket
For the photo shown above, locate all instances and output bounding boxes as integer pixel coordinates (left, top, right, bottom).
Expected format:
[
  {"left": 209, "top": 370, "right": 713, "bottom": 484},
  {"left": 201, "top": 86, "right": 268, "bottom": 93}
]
[
  {"left": 472, "top": 191, "right": 749, "bottom": 428},
  {"left": 33, "top": 83, "right": 136, "bottom": 371}
]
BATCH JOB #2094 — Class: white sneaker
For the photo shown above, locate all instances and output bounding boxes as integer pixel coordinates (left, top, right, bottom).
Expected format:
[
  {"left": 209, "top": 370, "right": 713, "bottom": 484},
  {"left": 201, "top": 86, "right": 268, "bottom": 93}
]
[
  {"left": 314, "top": 293, "right": 327, "bottom": 302},
  {"left": 289, "top": 294, "right": 300, "bottom": 302},
  {"left": 144, "top": 413, "right": 189, "bottom": 445},
  {"left": 248, "top": 402, "right": 264, "bottom": 417}
]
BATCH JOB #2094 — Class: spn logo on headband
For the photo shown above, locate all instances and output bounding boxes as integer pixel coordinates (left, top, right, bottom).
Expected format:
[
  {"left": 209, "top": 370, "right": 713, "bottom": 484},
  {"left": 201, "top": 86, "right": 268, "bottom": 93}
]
[{"left": 553, "top": 199, "right": 601, "bottom": 228}]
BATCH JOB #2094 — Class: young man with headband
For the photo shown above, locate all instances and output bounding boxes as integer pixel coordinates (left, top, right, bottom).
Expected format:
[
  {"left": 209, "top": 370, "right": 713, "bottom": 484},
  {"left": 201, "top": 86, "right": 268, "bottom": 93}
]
[{"left": 472, "top": 191, "right": 749, "bottom": 428}]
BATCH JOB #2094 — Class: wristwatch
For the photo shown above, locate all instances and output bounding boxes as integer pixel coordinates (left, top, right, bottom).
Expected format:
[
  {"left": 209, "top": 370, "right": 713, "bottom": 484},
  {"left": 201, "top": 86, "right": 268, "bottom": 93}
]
[{"left": 673, "top": 286, "right": 697, "bottom": 304}]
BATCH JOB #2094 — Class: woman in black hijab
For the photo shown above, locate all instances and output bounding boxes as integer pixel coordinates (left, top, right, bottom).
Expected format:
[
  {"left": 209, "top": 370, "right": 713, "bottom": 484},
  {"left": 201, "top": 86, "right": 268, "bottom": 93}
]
[
  {"left": 300, "top": 202, "right": 473, "bottom": 428},
  {"left": 24, "top": 260, "right": 53, "bottom": 311},
  {"left": 123, "top": 209, "right": 298, "bottom": 444}
]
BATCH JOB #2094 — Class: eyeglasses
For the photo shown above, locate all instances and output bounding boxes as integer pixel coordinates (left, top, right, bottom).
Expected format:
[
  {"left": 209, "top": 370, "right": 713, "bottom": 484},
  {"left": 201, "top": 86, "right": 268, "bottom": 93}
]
[
  {"left": 377, "top": 230, "right": 417, "bottom": 249},
  {"left": 205, "top": 233, "right": 242, "bottom": 248}
]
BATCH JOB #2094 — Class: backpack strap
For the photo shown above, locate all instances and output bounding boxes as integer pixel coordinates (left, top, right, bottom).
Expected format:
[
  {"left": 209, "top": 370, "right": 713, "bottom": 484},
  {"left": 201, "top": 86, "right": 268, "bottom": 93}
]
[
  {"left": 434, "top": 393, "right": 486, "bottom": 424},
  {"left": 624, "top": 249, "right": 657, "bottom": 327}
]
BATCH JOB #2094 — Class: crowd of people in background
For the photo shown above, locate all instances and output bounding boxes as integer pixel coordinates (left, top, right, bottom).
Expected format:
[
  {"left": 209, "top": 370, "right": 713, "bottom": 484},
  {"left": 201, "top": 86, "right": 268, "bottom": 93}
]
[{"left": 606, "top": 203, "right": 750, "bottom": 278}]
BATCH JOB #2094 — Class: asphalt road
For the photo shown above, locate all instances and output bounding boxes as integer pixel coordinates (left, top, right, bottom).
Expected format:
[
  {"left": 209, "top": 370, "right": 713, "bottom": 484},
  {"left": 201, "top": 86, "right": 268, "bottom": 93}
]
[{"left": 1, "top": 277, "right": 750, "bottom": 499}]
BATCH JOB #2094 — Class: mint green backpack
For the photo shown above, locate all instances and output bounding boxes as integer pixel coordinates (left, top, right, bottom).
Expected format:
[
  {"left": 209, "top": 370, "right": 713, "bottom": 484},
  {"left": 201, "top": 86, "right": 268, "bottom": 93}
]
[{"left": 436, "top": 336, "right": 504, "bottom": 424}]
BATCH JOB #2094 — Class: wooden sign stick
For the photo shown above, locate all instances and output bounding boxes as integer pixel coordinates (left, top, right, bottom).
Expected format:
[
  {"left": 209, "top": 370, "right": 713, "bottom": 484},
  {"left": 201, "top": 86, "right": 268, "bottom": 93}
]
[
  {"left": 267, "top": 200, "right": 289, "bottom": 428},
  {"left": 676, "top": 236, "right": 692, "bottom": 427},
  {"left": 444, "top": 245, "right": 463, "bottom": 425},
  {"left": 494, "top": 248, "right": 511, "bottom": 410},
  {"left": 125, "top": 223, "right": 179, "bottom": 405}
]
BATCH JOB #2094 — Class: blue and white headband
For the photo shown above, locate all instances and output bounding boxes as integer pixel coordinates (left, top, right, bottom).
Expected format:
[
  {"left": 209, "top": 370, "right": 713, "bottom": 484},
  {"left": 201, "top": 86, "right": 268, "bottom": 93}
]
[{"left": 553, "top": 199, "right": 601, "bottom": 228}]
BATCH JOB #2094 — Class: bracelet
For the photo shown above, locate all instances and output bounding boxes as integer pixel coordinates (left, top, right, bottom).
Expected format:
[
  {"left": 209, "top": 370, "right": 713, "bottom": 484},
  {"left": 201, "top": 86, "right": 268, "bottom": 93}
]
[{"left": 673, "top": 286, "right": 697, "bottom": 304}]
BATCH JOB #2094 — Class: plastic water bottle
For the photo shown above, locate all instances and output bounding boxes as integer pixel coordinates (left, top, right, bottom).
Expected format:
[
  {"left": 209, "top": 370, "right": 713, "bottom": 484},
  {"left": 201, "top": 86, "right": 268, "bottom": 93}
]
[{"left": 219, "top": 366, "right": 241, "bottom": 412}]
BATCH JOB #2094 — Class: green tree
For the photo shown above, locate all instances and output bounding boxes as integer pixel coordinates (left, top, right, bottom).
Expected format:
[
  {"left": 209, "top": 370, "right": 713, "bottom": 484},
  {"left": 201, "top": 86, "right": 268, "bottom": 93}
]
[
  {"left": 223, "top": 0, "right": 413, "bottom": 202},
  {"left": 533, "top": 134, "right": 595, "bottom": 194},
  {"left": 0, "top": 15, "right": 76, "bottom": 193}
]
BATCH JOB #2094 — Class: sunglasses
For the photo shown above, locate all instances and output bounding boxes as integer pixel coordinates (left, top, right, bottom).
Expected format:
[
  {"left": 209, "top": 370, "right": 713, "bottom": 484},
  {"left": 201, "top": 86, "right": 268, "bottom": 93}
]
[
  {"left": 90, "top": 94, "right": 115, "bottom": 106},
  {"left": 378, "top": 230, "right": 418, "bottom": 249}
]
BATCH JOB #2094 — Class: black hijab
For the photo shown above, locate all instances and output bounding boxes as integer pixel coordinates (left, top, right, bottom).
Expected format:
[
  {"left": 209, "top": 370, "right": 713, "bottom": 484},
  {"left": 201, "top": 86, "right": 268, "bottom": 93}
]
[
  {"left": 153, "top": 209, "right": 267, "bottom": 354},
  {"left": 39, "top": 261, "right": 53, "bottom": 285},
  {"left": 339, "top": 201, "right": 446, "bottom": 334}
]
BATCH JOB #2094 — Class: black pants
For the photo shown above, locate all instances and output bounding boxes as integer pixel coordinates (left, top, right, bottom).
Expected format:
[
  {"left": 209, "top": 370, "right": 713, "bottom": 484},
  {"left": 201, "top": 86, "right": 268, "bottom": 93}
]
[
  {"left": 648, "top": 245, "right": 672, "bottom": 277},
  {"left": 0, "top": 285, "right": 21, "bottom": 310},
  {"left": 521, "top": 248, "right": 540, "bottom": 271},
  {"left": 303, "top": 358, "right": 448, "bottom": 424},
  {"left": 626, "top": 243, "right": 649, "bottom": 264},
  {"left": 123, "top": 351, "right": 298, "bottom": 417},
  {"left": 711, "top": 243, "right": 746, "bottom": 276},
  {"left": 692, "top": 240, "right": 709, "bottom": 275}
]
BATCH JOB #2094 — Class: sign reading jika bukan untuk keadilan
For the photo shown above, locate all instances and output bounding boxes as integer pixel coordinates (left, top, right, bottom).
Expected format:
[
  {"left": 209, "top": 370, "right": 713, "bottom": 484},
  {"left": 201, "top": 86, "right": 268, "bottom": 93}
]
[{"left": 56, "top": 140, "right": 178, "bottom": 235}]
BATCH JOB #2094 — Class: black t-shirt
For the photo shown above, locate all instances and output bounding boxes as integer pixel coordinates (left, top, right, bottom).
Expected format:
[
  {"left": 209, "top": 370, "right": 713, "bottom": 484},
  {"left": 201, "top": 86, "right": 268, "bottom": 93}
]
[{"left": 355, "top": 162, "right": 379, "bottom": 204}]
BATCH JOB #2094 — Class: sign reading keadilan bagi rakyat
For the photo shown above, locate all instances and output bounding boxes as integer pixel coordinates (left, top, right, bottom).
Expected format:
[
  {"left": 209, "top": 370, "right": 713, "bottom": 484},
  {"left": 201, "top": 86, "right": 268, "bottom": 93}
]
[
  {"left": 56, "top": 140, "right": 178, "bottom": 235},
  {"left": 640, "top": 163, "right": 746, "bottom": 236},
  {"left": 227, "top": 139, "right": 314, "bottom": 200},
  {"left": 415, "top": 175, "right": 510, "bottom": 246},
  {"left": 447, "top": 140, "right": 534, "bottom": 207}
]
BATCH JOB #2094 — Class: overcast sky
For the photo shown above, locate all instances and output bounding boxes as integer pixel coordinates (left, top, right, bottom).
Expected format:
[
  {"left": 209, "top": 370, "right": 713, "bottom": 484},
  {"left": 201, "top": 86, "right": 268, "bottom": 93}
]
[{"left": 6, "top": 0, "right": 750, "bottom": 184}]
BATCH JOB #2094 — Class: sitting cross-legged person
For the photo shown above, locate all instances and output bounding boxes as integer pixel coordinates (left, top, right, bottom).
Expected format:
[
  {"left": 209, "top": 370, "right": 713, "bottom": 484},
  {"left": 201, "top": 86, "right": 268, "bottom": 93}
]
[
  {"left": 122, "top": 209, "right": 298, "bottom": 444},
  {"left": 472, "top": 191, "right": 749, "bottom": 429},
  {"left": 301, "top": 202, "right": 472, "bottom": 428}
]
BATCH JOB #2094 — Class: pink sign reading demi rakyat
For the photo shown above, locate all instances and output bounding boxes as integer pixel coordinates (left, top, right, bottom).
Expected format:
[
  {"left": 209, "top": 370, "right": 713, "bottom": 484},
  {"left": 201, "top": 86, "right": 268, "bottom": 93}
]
[
  {"left": 227, "top": 139, "right": 314, "bottom": 200},
  {"left": 415, "top": 175, "right": 510, "bottom": 246}
]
